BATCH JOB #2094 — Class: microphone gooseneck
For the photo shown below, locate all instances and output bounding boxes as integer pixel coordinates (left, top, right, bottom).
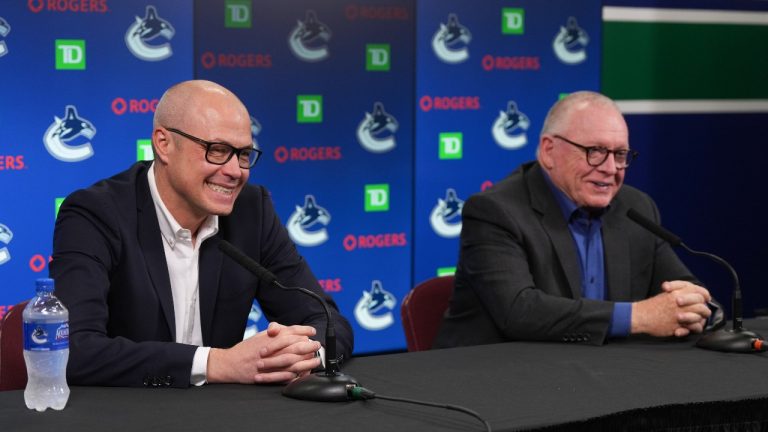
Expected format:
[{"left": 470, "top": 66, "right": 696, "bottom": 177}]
[
  {"left": 626, "top": 209, "right": 765, "bottom": 353},
  {"left": 217, "top": 240, "right": 359, "bottom": 401}
]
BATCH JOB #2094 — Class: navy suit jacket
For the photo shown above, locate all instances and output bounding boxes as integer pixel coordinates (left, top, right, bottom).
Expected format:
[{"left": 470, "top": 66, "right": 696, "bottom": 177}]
[
  {"left": 51, "top": 162, "right": 353, "bottom": 387},
  {"left": 434, "top": 161, "right": 699, "bottom": 348}
]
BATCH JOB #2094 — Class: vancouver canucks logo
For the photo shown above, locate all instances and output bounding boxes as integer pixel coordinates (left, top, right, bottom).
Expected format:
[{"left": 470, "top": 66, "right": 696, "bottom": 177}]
[
  {"left": 0, "top": 223, "right": 12, "bottom": 265},
  {"left": 288, "top": 10, "right": 332, "bottom": 62},
  {"left": 125, "top": 5, "right": 175, "bottom": 61},
  {"left": 432, "top": 13, "right": 471, "bottom": 64},
  {"left": 0, "top": 17, "right": 10, "bottom": 57},
  {"left": 31, "top": 326, "right": 48, "bottom": 345},
  {"left": 287, "top": 195, "right": 331, "bottom": 247},
  {"left": 43, "top": 105, "right": 97, "bottom": 162},
  {"left": 430, "top": 188, "right": 464, "bottom": 238},
  {"left": 356, "top": 102, "right": 399, "bottom": 153},
  {"left": 492, "top": 100, "right": 530, "bottom": 150},
  {"left": 243, "top": 303, "right": 264, "bottom": 339},
  {"left": 553, "top": 17, "right": 589, "bottom": 65},
  {"left": 354, "top": 280, "right": 397, "bottom": 331}
]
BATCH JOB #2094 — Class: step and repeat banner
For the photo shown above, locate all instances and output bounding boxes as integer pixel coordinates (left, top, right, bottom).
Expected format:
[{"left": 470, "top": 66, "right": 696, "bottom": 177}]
[{"left": 0, "top": 0, "right": 600, "bottom": 354}]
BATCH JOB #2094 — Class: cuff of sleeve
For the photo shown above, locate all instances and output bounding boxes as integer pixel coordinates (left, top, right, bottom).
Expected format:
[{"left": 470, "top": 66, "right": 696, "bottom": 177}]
[
  {"left": 609, "top": 302, "right": 632, "bottom": 338},
  {"left": 317, "top": 345, "right": 326, "bottom": 369},
  {"left": 191, "top": 346, "right": 211, "bottom": 387}
]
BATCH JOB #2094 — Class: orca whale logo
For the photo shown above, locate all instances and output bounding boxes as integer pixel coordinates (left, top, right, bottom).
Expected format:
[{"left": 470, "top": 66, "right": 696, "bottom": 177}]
[
  {"left": 125, "top": 5, "right": 175, "bottom": 61},
  {"left": 31, "top": 326, "right": 48, "bottom": 345},
  {"left": 492, "top": 100, "right": 530, "bottom": 150},
  {"left": 0, "top": 17, "right": 11, "bottom": 57},
  {"left": 243, "top": 302, "right": 264, "bottom": 340},
  {"left": 287, "top": 195, "right": 331, "bottom": 247},
  {"left": 354, "top": 280, "right": 397, "bottom": 331},
  {"left": 0, "top": 223, "right": 12, "bottom": 265},
  {"left": 553, "top": 16, "right": 589, "bottom": 65},
  {"left": 43, "top": 105, "right": 97, "bottom": 162},
  {"left": 432, "top": 13, "right": 471, "bottom": 64},
  {"left": 356, "top": 102, "right": 399, "bottom": 153},
  {"left": 288, "top": 10, "right": 332, "bottom": 62},
  {"left": 429, "top": 188, "right": 464, "bottom": 238}
]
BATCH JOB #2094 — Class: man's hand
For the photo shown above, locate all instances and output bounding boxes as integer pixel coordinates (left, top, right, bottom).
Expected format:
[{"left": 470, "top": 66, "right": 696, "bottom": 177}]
[
  {"left": 631, "top": 281, "right": 712, "bottom": 338},
  {"left": 207, "top": 322, "right": 322, "bottom": 384}
]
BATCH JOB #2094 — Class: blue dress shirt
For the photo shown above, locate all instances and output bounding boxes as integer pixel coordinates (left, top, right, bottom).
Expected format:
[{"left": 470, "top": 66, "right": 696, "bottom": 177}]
[{"left": 543, "top": 174, "right": 631, "bottom": 337}]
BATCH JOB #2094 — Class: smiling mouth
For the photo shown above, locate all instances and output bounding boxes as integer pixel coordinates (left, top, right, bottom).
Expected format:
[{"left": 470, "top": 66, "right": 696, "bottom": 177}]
[
  {"left": 590, "top": 181, "right": 612, "bottom": 189},
  {"left": 206, "top": 181, "right": 235, "bottom": 196}
]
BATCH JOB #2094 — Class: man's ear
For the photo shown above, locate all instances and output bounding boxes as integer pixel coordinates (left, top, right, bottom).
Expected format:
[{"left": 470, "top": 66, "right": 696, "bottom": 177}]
[
  {"left": 152, "top": 127, "right": 171, "bottom": 164},
  {"left": 538, "top": 136, "right": 556, "bottom": 169}
]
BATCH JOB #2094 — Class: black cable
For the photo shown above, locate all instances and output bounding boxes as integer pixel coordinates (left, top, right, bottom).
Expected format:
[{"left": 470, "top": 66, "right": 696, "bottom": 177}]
[{"left": 348, "top": 385, "right": 492, "bottom": 432}]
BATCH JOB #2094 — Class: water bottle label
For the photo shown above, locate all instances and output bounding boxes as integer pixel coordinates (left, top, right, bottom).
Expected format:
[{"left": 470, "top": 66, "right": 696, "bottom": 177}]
[{"left": 23, "top": 322, "right": 69, "bottom": 351}]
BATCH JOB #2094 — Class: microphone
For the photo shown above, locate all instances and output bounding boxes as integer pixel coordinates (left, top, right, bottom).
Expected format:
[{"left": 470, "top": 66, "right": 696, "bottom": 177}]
[
  {"left": 626, "top": 208, "right": 765, "bottom": 353},
  {"left": 217, "top": 240, "right": 359, "bottom": 401}
]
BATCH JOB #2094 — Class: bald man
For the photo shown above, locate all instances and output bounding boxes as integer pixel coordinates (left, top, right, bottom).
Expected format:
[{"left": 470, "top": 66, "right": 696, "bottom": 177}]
[
  {"left": 434, "top": 91, "right": 721, "bottom": 349},
  {"left": 51, "top": 80, "right": 353, "bottom": 387}
]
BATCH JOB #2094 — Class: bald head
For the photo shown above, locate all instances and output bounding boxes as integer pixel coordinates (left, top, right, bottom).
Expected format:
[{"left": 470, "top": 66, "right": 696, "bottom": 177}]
[
  {"left": 153, "top": 80, "right": 249, "bottom": 131},
  {"left": 540, "top": 91, "right": 622, "bottom": 139}
]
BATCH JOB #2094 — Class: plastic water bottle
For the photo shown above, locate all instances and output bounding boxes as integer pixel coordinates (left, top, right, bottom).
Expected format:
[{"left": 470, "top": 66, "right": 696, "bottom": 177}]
[{"left": 23, "top": 278, "right": 70, "bottom": 412}]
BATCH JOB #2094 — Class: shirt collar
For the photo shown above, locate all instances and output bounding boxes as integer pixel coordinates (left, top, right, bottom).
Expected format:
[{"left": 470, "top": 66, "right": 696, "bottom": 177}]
[{"left": 147, "top": 162, "right": 219, "bottom": 249}]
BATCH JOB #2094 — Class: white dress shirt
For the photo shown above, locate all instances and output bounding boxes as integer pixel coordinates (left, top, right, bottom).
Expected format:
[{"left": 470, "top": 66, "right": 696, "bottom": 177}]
[{"left": 147, "top": 165, "right": 216, "bottom": 386}]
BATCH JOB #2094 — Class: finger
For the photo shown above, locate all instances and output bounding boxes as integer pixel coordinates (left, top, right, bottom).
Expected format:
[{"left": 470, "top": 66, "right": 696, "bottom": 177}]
[
  {"left": 261, "top": 338, "right": 320, "bottom": 359},
  {"left": 681, "top": 320, "right": 705, "bottom": 334},
  {"left": 673, "top": 327, "right": 690, "bottom": 338},
  {"left": 260, "top": 354, "right": 321, "bottom": 373},
  {"left": 680, "top": 303, "right": 712, "bottom": 319},
  {"left": 279, "top": 325, "right": 318, "bottom": 337},
  {"left": 666, "top": 281, "right": 711, "bottom": 301},
  {"left": 266, "top": 322, "right": 284, "bottom": 337},
  {"left": 675, "top": 293, "right": 706, "bottom": 307},
  {"left": 677, "top": 310, "right": 710, "bottom": 325},
  {"left": 257, "top": 348, "right": 320, "bottom": 371},
  {"left": 253, "top": 370, "right": 299, "bottom": 384}
]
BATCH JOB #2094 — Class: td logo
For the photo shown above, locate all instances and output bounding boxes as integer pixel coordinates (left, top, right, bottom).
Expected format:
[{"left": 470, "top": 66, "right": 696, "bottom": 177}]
[
  {"left": 225, "top": 0, "right": 251, "bottom": 28},
  {"left": 366, "top": 44, "right": 390, "bottom": 71},
  {"left": 55, "top": 197, "right": 65, "bottom": 219},
  {"left": 137, "top": 139, "right": 153, "bottom": 161},
  {"left": 297, "top": 95, "right": 323, "bottom": 123},
  {"left": 501, "top": 8, "right": 524, "bottom": 35},
  {"left": 365, "top": 184, "right": 389, "bottom": 212},
  {"left": 55, "top": 39, "right": 85, "bottom": 70},
  {"left": 439, "top": 132, "right": 463, "bottom": 160}
]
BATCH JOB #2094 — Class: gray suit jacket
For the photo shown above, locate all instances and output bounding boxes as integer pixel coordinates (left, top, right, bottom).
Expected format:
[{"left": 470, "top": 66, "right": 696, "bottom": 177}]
[{"left": 434, "top": 161, "right": 698, "bottom": 348}]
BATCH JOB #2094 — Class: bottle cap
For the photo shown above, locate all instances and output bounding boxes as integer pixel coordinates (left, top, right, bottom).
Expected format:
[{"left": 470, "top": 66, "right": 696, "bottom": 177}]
[{"left": 35, "top": 278, "right": 55, "bottom": 292}]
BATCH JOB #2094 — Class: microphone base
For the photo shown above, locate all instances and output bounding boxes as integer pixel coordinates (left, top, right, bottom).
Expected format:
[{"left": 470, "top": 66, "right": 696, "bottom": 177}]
[
  {"left": 282, "top": 372, "right": 359, "bottom": 402},
  {"left": 696, "top": 327, "right": 765, "bottom": 353}
]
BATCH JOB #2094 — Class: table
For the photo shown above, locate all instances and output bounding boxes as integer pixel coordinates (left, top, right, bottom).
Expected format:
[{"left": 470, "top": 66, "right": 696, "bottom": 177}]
[{"left": 3, "top": 320, "right": 768, "bottom": 431}]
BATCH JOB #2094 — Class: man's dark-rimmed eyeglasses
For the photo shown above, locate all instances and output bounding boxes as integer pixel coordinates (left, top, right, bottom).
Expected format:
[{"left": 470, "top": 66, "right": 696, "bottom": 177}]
[
  {"left": 165, "top": 127, "right": 262, "bottom": 169},
  {"left": 552, "top": 134, "right": 638, "bottom": 169}
]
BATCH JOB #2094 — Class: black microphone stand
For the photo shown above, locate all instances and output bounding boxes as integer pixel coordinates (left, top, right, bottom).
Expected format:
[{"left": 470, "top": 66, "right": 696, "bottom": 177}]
[
  {"left": 683, "top": 244, "right": 765, "bottom": 353},
  {"left": 276, "top": 280, "right": 359, "bottom": 402}
]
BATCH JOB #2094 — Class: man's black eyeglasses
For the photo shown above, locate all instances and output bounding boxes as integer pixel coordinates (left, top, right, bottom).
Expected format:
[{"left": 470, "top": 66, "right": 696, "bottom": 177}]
[
  {"left": 165, "top": 127, "right": 262, "bottom": 169},
  {"left": 552, "top": 134, "right": 638, "bottom": 169}
]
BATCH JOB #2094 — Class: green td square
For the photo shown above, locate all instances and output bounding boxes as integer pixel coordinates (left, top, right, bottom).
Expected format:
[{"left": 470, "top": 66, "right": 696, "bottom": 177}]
[
  {"left": 55, "top": 39, "right": 85, "bottom": 70},
  {"left": 137, "top": 139, "right": 154, "bottom": 161},
  {"left": 501, "top": 8, "right": 524, "bottom": 35},
  {"left": 366, "top": 44, "right": 390, "bottom": 71},
  {"left": 439, "top": 132, "right": 463, "bottom": 160},
  {"left": 365, "top": 184, "right": 389, "bottom": 212},
  {"left": 225, "top": 0, "right": 251, "bottom": 28},
  {"left": 297, "top": 95, "right": 323, "bottom": 123},
  {"left": 55, "top": 197, "right": 65, "bottom": 219}
]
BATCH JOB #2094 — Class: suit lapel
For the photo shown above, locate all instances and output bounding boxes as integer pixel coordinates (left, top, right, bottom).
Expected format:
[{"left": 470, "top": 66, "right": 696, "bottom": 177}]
[
  {"left": 602, "top": 208, "right": 631, "bottom": 301},
  {"left": 526, "top": 163, "right": 583, "bottom": 299},
  {"left": 198, "top": 238, "right": 222, "bottom": 346},
  {"left": 136, "top": 168, "right": 176, "bottom": 340}
]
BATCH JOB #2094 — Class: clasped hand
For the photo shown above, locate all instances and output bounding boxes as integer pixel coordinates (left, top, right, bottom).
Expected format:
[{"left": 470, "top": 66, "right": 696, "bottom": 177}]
[
  {"left": 632, "top": 281, "right": 712, "bottom": 338},
  {"left": 207, "top": 322, "right": 322, "bottom": 384}
]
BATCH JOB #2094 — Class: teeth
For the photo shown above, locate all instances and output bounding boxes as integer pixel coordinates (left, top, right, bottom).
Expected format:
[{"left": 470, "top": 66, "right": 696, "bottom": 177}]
[{"left": 206, "top": 182, "right": 233, "bottom": 195}]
